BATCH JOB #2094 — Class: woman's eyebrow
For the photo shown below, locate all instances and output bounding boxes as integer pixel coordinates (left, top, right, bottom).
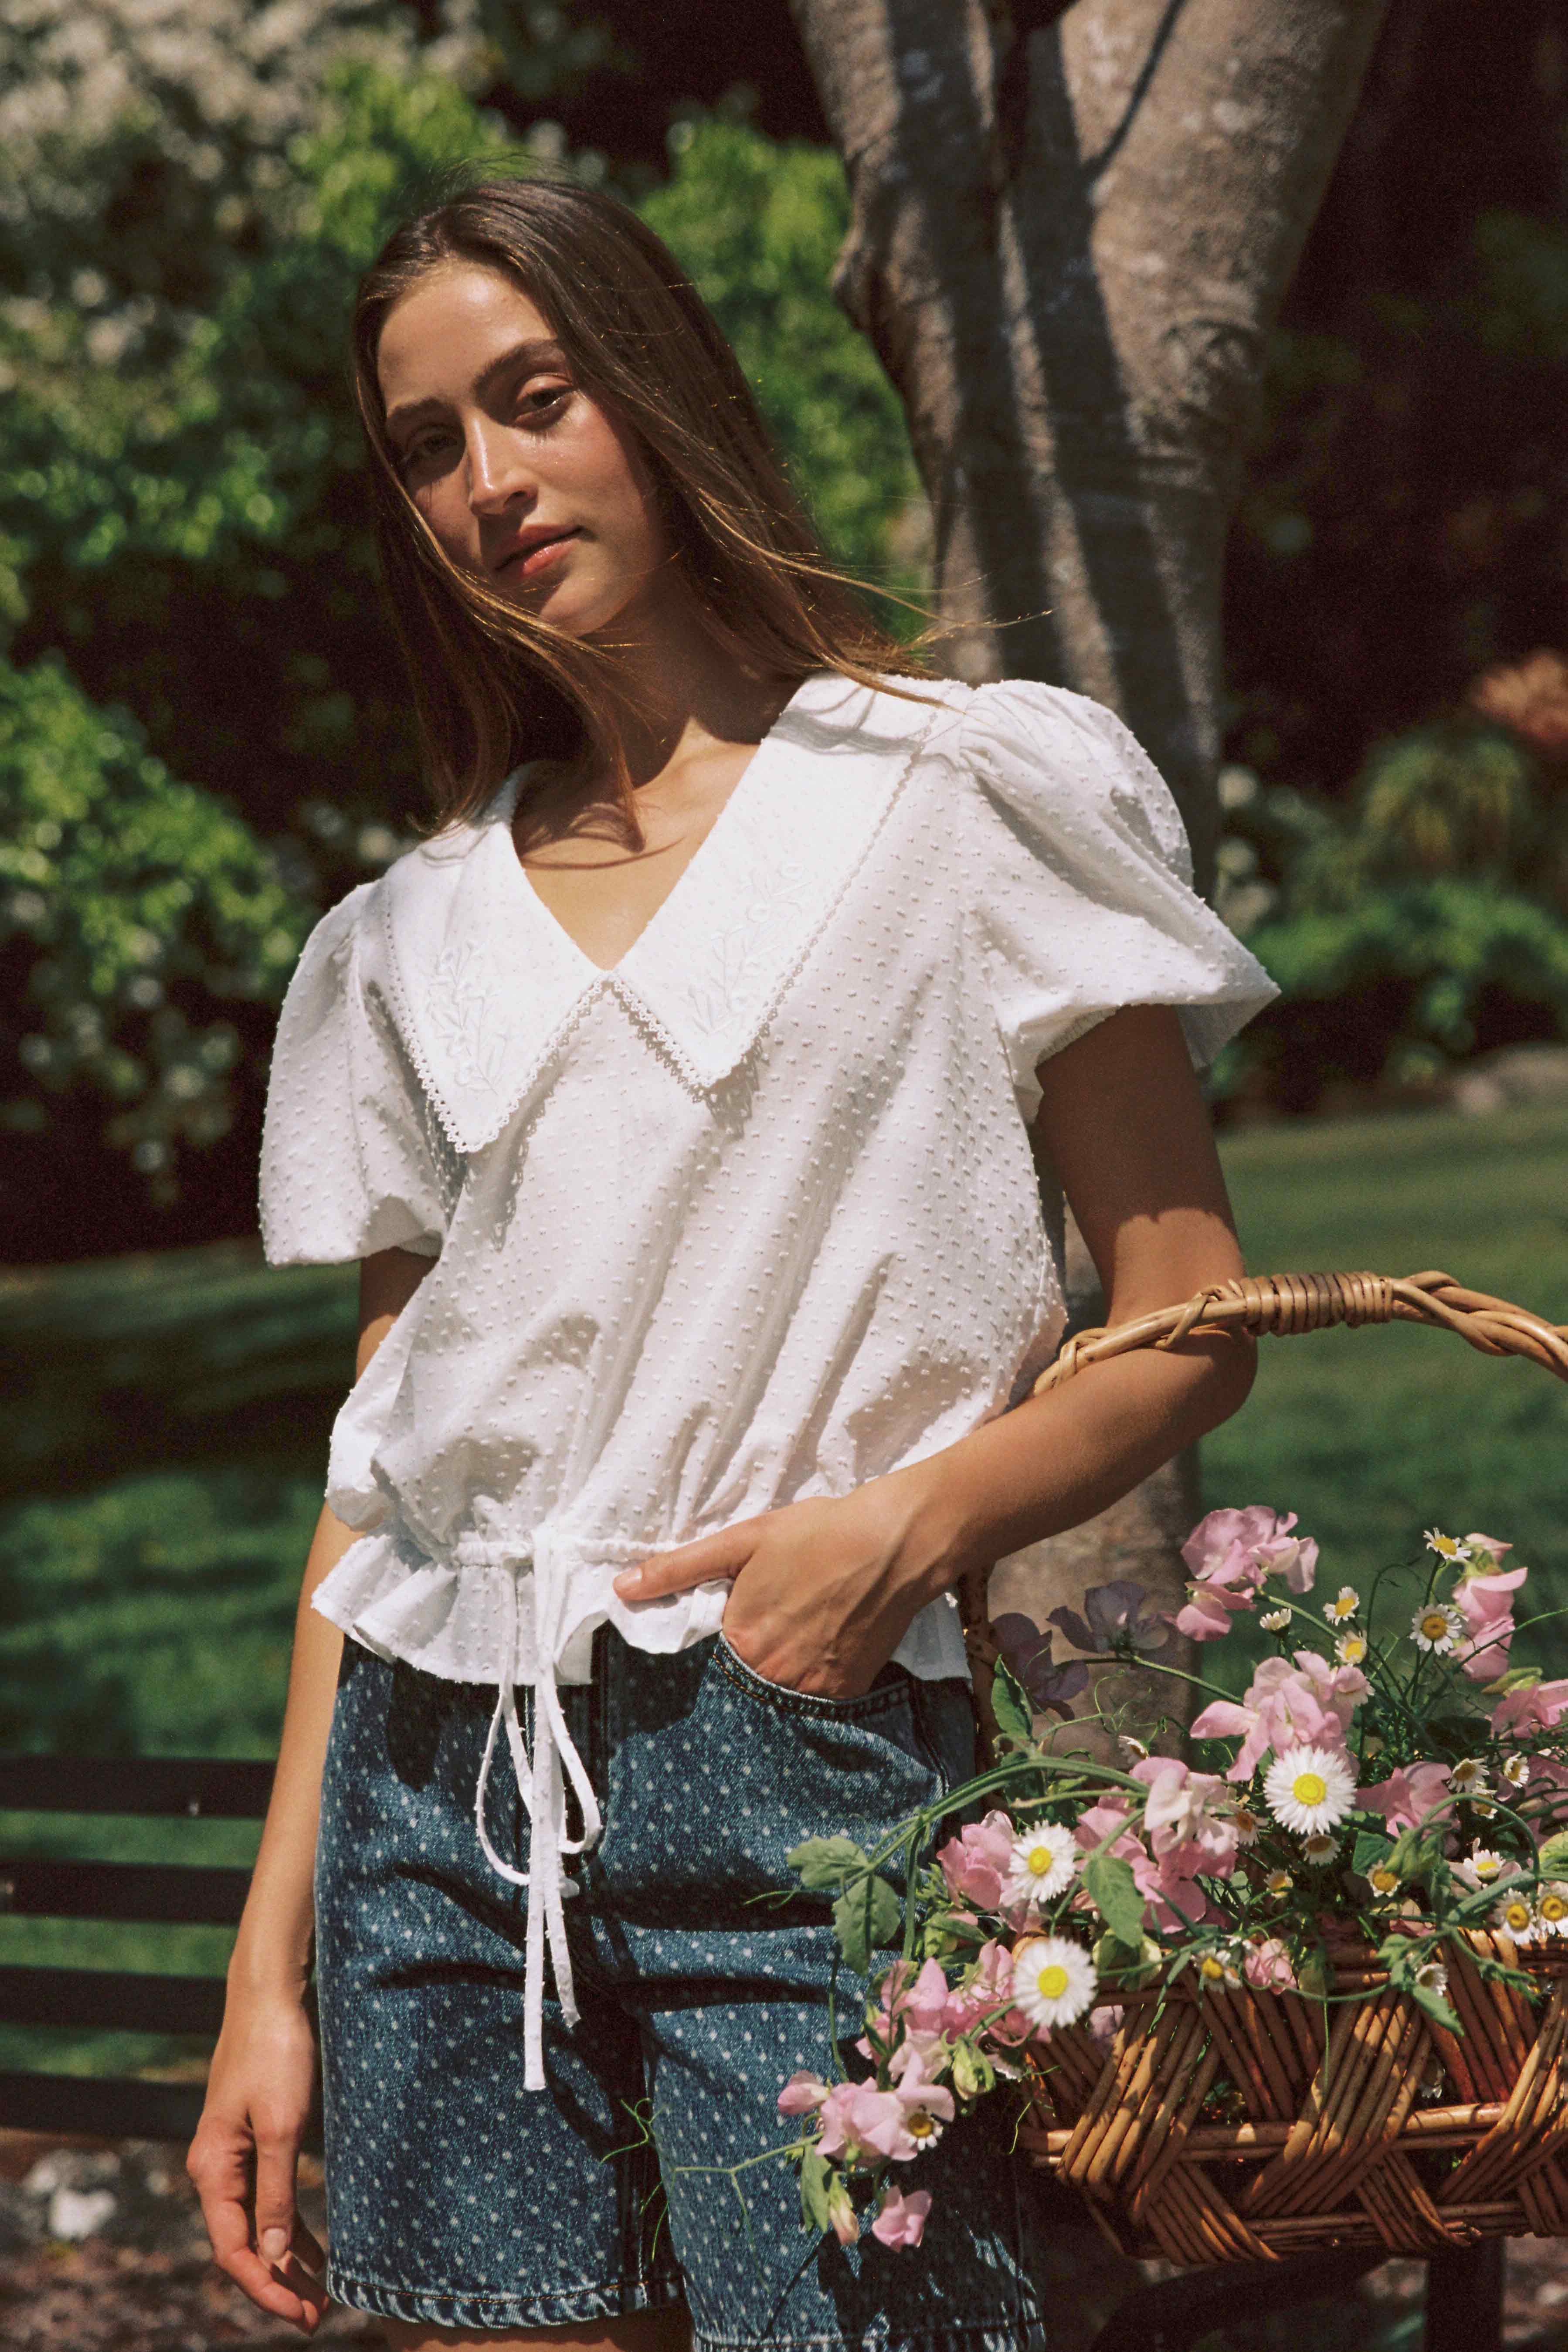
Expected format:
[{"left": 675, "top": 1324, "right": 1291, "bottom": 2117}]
[{"left": 385, "top": 338, "right": 568, "bottom": 437}]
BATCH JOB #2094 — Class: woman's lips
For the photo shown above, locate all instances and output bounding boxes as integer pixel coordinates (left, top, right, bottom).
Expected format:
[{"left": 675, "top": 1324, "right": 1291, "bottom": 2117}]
[{"left": 499, "top": 529, "right": 580, "bottom": 578}]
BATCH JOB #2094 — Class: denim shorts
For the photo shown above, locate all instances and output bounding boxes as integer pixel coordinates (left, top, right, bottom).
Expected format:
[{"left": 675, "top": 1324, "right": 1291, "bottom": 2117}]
[{"left": 313, "top": 1626, "right": 1050, "bottom": 2351}]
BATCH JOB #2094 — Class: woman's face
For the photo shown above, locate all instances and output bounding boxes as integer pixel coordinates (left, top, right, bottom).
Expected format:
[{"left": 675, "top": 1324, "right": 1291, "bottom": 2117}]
[{"left": 376, "top": 262, "right": 670, "bottom": 635}]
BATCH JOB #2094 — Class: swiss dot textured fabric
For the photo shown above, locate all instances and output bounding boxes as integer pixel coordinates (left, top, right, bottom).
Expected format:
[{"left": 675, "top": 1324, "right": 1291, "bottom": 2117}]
[
  {"left": 261, "top": 669, "right": 1274, "bottom": 2079},
  {"left": 313, "top": 1624, "right": 1049, "bottom": 2351},
  {"left": 260, "top": 669, "right": 1272, "bottom": 1693}
]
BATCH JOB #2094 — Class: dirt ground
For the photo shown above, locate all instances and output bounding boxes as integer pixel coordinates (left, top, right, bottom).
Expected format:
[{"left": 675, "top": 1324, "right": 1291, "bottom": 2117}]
[{"left": 3, "top": 2130, "right": 1568, "bottom": 2351}]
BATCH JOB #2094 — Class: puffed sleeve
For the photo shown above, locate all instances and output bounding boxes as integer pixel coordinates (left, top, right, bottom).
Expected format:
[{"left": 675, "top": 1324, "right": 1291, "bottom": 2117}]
[
  {"left": 258, "top": 882, "right": 452, "bottom": 1266},
  {"left": 961, "top": 680, "right": 1278, "bottom": 1120}
]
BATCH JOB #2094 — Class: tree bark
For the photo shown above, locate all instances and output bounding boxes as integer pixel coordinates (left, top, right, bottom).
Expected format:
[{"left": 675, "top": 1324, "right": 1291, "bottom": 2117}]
[{"left": 788, "top": 0, "right": 1391, "bottom": 1711}]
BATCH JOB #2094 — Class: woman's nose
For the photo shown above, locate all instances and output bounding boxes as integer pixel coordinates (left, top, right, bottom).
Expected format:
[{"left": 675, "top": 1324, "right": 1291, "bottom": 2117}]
[{"left": 465, "top": 418, "right": 534, "bottom": 515}]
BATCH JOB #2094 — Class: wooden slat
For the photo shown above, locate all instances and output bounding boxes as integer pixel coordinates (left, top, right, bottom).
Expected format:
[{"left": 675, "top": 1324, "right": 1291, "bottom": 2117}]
[
  {"left": 0, "top": 1964, "right": 227, "bottom": 2035},
  {"left": 0, "top": 2069, "right": 211, "bottom": 2144},
  {"left": 0, "top": 1756, "right": 273, "bottom": 1819},
  {"left": 0, "top": 1856, "right": 251, "bottom": 1925},
  {"left": 0, "top": 2069, "right": 324, "bottom": 2151}
]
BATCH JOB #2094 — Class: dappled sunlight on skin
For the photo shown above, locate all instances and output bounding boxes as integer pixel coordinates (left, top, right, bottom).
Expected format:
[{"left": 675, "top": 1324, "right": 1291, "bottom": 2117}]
[{"left": 378, "top": 2308, "right": 692, "bottom": 2352}]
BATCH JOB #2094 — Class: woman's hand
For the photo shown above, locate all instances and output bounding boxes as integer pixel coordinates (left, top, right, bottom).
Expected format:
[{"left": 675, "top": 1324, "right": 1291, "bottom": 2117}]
[
  {"left": 187, "top": 1989, "right": 329, "bottom": 2334},
  {"left": 613, "top": 1465, "right": 957, "bottom": 1701}
]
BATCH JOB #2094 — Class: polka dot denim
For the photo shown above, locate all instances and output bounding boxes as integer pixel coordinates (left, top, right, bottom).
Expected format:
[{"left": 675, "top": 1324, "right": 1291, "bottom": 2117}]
[{"left": 313, "top": 1629, "right": 1050, "bottom": 2350}]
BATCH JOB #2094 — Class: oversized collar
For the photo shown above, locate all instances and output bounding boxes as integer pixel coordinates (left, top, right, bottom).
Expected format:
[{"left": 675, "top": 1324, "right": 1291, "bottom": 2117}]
[{"left": 379, "top": 670, "right": 964, "bottom": 1154}]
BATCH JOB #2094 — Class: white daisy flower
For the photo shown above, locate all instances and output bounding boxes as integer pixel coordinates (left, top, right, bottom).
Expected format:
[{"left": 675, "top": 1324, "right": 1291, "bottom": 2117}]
[
  {"left": 1263, "top": 1743, "right": 1357, "bottom": 1836},
  {"left": 1535, "top": 1883, "right": 1568, "bottom": 1938},
  {"left": 1229, "top": 1803, "right": 1261, "bottom": 1848},
  {"left": 1367, "top": 1861, "right": 1402, "bottom": 1897},
  {"left": 1494, "top": 1889, "right": 1539, "bottom": 1945},
  {"left": 1473, "top": 1797, "right": 1498, "bottom": 1819},
  {"left": 1117, "top": 1735, "right": 1150, "bottom": 1764},
  {"left": 1453, "top": 1847, "right": 1514, "bottom": 1891},
  {"left": 1502, "top": 1752, "right": 1530, "bottom": 1789},
  {"left": 1264, "top": 1867, "right": 1293, "bottom": 1898},
  {"left": 1450, "top": 1758, "right": 1490, "bottom": 1796},
  {"left": 1001, "top": 1823, "right": 1078, "bottom": 1909},
  {"left": 1411, "top": 1601, "right": 1464, "bottom": 1653},
  {"left": 1008, "top": 1936, "right": 1097, "bottom": 2032},
  {"left": 1415, "top": 1959, "right": 1449, "bottom": 1995},
  {"left": 1197, "top": 1950, "right": 1242, "bottom": 1988},
  {"left": 1301, "top": 1831, "right": 1341, "bottom": 1867},
  {"left": 1259, "top": 1606, "right": 1293, "bottom": 1632},
  {"left": 1325, "top": 1587, "right": 1360, "bottom": 1622},
  {"left": 1425, "top": 1529, "right": 1470, "bottom": 1565},
  {"left": 1335, "top": 1632, "right": 1369, "bottom": 1667}
]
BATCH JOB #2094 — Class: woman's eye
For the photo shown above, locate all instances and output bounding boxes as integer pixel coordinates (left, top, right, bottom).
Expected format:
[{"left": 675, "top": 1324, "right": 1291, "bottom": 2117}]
[{"left": 518, "top": 384, "right": 571, "bottom": 427}]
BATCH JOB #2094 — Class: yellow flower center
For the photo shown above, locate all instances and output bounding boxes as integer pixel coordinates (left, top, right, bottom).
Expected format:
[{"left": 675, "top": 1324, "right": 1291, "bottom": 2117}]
[
  {"left": 1200, "top": 1956, "right": 1225, "bottom": 1980},
  {"left": 1370, "top": 1868, "right": 1399, "bottom": 1894},
  {"left": 1421, "top": 1613, "right": 1450, "bottom": 1640},
  {"left": 1027, "top": 1847, "right": 1053, "bottom": 1876},
  {"left": 1543, "top": 1894, "right": 1567, "bottom": 1921},
  {"left": 1475, "top": 1857, "right": 1500, "bottom": 1880},
  {"left": 1505, "top": 1903, "right": 1532, "bottom": 1930},
  {"left": 1293, "top": 1771, "right": 1328, "bottom": 1807},
  {"left": 1036, "top": 1964, "right": 1069, "bottom": 2001},
  {"left": 908, "top": 2111, "right": 934, "bottom": 2137}
]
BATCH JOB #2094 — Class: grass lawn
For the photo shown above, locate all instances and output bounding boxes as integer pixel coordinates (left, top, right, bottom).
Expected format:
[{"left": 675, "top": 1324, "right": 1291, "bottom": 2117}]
[{"left": 0, "top": 1099, "right": 1564, "bottom": 2077}]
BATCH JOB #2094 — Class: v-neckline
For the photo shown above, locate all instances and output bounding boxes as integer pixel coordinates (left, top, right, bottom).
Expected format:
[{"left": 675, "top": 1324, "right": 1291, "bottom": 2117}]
[{"left": 500, "top": 673, "right": 826, "bottom": 978}]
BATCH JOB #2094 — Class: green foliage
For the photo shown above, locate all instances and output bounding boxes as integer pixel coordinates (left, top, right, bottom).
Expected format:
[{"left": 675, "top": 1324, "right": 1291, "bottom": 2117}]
[
  {"left": 0, "top": 657, "right": 312, "bottom": 1198},
  {"left": 989, "top": 1657, "right": 1033, "bottom": 1744},
  {"left": 1213, "top": 712, "right": 1568, "bottom": 1112},
  {"left": 1081, "top": 1854, "right": 1145, "bottom": 1948},
  {"left": 832, "top": 1875, "right": 901, "bottom": 1976},
  {"left": 640, "top": 121, "right": 925, "bottom": 598}
]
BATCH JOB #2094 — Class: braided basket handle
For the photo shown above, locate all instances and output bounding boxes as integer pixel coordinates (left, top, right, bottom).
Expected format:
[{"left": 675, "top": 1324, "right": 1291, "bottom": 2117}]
[{"left": 959, "top": 1269, "right": 1568, "bottom": 1733}]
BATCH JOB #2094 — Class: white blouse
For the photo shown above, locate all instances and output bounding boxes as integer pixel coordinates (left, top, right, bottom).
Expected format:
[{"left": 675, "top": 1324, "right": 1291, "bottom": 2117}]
[{"left": 260, "top": 669, "right": 1275, "bottom": 2083}]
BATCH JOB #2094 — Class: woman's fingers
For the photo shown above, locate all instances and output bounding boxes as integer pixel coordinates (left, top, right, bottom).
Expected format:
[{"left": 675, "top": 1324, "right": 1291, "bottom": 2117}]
[
  {"left": 187, "top": 2115, "right": 326, "bottom": 2332},
  {"left": 614, "top": 1521, "right": 757, "bottom": 1599}
]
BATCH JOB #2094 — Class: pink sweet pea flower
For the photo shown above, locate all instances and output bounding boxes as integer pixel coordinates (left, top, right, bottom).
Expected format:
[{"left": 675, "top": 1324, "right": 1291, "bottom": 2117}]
[
  {"left": 1357, "top": 1759, "right": 1453, "bottom": 1833},
  {"left": 1464, "top": 1533, "right": 1513, "bottom": 1563},
  {"left": 934, "top": 1810, "right": 1014, "bottom": 1910},
  {"left": 1452, "top": 1566, "right": 1528, "bottom": 1683},
  {"left": 815, "top": 2080, "right": 913, "bottom": 2164},
  {"left": 778, "top": 2070, "right": 829, "bottom": 2118},
  {"left": 948, "top": 1938, "right": 1034, "bottom": 2047},
  {"left": 1132, "top": 1757, "right": 1239, "bottom": 1876},
  {"left": 1134, "top": 1848, "right": 1217, "bottom": 1931},
  {"left": 1174, "top": 1580, "right": 1255, "bottom": 1642},
  {"left": 1243, "top": 1937, "right": 1298, "bottom": 1991},
  {"left": 871, "top": 2186, "right": 932, "bottom": 2248},
  {"left": 886, "top": 2048, "right": 957, "bottom": 2151},
  {"left": 1191, "top": 1652, "right": 1363, "bottom": 1782},
  {"left": 1182, "top": 1507, "right": 1290, "bottom": 1581},
  {"left": 1492, "top": 1678, "right": 1568, "bottom": 1737}
]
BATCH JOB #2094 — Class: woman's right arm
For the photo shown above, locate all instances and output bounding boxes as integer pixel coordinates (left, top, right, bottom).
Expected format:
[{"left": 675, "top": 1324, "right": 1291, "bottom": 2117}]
[{"left": 186, "top": 1244, "right": 435, "bottom": 2336}]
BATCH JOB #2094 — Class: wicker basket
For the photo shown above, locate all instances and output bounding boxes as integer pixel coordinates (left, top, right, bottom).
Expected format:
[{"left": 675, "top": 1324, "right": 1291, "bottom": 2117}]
[{"left": 960, "top": 1269, "right": 1568, "bottom": 2264}]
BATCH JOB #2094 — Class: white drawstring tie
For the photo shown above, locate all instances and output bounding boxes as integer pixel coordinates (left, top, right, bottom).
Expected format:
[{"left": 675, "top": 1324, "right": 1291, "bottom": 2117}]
[{"left": 471, "top": 1554, "right": 602, "bottom": 2090}]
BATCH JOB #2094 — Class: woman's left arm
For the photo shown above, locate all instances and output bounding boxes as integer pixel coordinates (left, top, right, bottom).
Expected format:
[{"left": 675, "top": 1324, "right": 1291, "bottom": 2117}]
[{"left": 614, "top": 1004, "right": 1256, "bottom": 1697}]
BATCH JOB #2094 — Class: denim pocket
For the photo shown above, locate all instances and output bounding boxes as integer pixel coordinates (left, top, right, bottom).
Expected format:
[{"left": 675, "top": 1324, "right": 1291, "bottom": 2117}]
[{"left": 712, "top": 1627, "right": 912, "bottom": 1719}]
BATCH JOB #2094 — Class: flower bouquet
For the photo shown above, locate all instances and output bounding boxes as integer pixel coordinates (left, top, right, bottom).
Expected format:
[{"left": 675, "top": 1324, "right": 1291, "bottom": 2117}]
[{"left": 773, "top": 1510, "right": 1568, "bottom": 2263}]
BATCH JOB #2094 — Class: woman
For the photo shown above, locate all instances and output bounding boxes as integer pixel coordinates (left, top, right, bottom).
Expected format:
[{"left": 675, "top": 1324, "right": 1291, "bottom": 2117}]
[{"left": 187, "top": 173, "right": 1275, "bottom": 2351}]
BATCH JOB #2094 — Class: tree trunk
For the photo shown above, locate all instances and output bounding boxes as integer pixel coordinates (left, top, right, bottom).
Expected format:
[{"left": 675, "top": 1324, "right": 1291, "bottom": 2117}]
[{"left": 789, "top": 0, "right": 1391, "bottom": 1715}]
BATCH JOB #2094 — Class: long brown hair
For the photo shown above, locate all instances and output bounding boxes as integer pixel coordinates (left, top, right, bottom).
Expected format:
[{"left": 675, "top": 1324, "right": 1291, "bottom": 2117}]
[{"left": 351, "top": 170, "right": 935, "bottom": 835}]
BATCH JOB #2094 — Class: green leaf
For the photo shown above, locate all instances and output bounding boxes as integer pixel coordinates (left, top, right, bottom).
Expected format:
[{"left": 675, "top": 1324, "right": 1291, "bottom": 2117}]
[
  {"left": 1092, "top": 1930, "right": 1156, "bottom": 1988},
  {"left": 799, "top": 2145, "right": 833, "bottom": 2234},
  {"left": 991, "top": 1659, "right": 1033, "bottom": 1744},
  {"left": 832, "top": 1874, "right": 901, "bottom": 1975},
  {"left": 1082, "top": 1853, "right": 1146, "bottom": 1947},
  {"left": 1412, "top": 1981, "right": 1464, "bottom": 2036},
  {"left": 1353, "top": 1831, "right": 1394, "bottom": 1878},
  {"left": 787, "top": 1835, "right": 868, "bottom": 1893},
  {"left": 1538, "top": 1832, "right": 1568, "bottom": 1877}
]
